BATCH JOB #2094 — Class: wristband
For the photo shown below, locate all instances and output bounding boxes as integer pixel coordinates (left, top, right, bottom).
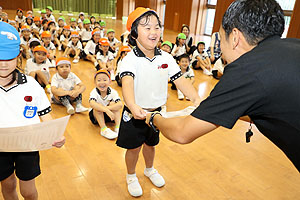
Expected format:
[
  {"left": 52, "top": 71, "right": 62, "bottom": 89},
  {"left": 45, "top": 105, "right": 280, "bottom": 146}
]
[{"left": 149, "top": 111, "right": 162, "bottom": 133}]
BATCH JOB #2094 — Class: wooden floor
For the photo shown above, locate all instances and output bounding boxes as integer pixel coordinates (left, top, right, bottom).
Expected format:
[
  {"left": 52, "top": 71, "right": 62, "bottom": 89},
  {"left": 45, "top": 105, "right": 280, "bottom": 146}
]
[{"left": 1, "top": 11, "right": 300, "bottom": 200}]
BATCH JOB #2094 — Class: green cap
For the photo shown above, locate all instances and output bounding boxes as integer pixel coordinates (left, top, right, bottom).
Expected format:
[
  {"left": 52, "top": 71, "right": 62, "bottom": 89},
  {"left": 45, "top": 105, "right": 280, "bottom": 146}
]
[
  {"left": 83, "top": 19, "right": 91, "bottom": 24},
  {"left": 41, "top": 9, "right": 46, "bottom": 14},
  {"left": 161, "top": 41, "right": 172, "bottom": 49},
  {"left": 100, "top": 21, "right": 106, "bottom": 27},
  {"left": 58, "top": 16, "right": 65, "bottom": 22},
  {"left": 178, "top": 33, "right": 186, "bottom": 40},
  {"left": 106, "top": 29, "right": 114, "bottom": 34},
  {"left": 46, "top": 6, "right": 53, "bottom": 12},
  {"left": 70, "top": 18, "right": 76, "bottom": 22}
]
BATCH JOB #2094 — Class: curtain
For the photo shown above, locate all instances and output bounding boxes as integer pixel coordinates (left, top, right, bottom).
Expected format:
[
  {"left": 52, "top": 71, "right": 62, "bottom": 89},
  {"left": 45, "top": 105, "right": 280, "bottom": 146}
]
[{"left": 32, "top": 0, "right": 116, "bottom": 16}]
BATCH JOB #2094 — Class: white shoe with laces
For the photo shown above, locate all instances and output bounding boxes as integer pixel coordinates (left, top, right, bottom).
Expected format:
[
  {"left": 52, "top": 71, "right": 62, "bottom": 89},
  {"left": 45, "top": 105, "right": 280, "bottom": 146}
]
[
  {"left": 127, "top": 176, "right": 143, "bottom": 197},
  {"left": 66, "top": 105, "right": 75, "bottom": 115},
  {"left": 100, "top": 128, "right": 118, "bottom": 139},
  {"left": 144, "top": 168, "right": 165, "bottom": 187},
  {"left": 177, "top": 90, "right": 184, "bottom": 100}
]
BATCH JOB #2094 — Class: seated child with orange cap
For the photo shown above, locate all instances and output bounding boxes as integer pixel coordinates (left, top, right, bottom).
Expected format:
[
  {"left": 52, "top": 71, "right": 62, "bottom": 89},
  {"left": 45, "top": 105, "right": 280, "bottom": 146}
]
[
  {"left": 28, "top": 38, "right": 41, "bottom": 58},
  {"left": 89, "top": 70, "right": 122, "bottom": 140},
  {"left": 82, "top": 28, "right": 101, "bottom": 67},
  {"left": 59, "top": 25, "right": 71, "bottom": 51},
  {"left": 25, "top": 45, "right": 51, "bottom": 93},
  {"left": 51, "top": 57, "right": 88, "bottom": 114},
  {"left": 96, "top": 38, "right": 114, "bottom": 76},
  {"left": 115, "top": 45, "right": 131, "bottom": 86},
  {"left": 63, "top": 31, "right": 82, "bottom": 64},
  {"left": 41, "top": 31, "right": 56, "bottom": 67}
]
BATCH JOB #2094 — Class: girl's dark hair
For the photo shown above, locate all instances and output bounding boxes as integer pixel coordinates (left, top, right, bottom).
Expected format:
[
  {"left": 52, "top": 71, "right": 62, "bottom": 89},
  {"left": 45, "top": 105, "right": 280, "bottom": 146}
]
[
  {"left": 42, "top": 19, "right": 48, "bottom": 25},
  {"left": 196, "top": 42, "right": 205, "bottom": 52},
  {"left": 29, "top": 41, "right": 41, "bottom": 48},
  {"left": 178, "top": 53, "right": 190, "bottom": 62},
  {"left": 116, "top": 51, "right": 127, "bottom": 65},
  {"left": 175, "top": 36, "right": 187, "bottom": 50},
  {"left": 128, "top": 11, "right": 161, "bottom": 47}
]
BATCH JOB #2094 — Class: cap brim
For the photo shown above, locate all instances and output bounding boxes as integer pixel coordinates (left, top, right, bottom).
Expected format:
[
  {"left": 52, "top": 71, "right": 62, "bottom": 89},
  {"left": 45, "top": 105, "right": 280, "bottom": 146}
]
[{"left": 0, "top": 50, "right": 19, "bottom": 60}]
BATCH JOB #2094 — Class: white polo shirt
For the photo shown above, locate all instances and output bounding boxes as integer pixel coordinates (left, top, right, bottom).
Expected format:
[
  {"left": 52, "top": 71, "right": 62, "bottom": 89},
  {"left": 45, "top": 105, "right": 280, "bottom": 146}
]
[
  {"left": 20, "top": 36, "right": 32, "bottom": 47},
  {"left": 80, "top": 29, "right": 92, "bottom": 41},
  {"left": 25, "top": 58, "right": 51, "bottom": 81},
  {"left": 96, "top": 50, "right": 114, "bottom": 63},
  {"left": 44, "top": 42, "right": 56, "bottom": 51},
  {"left": 171, "top": 44, "right": 186, "bottom": 57},
  {"left": 15, "top": 15, "right": 26, "bottom": 24},
  {"left": 182, "top": 67, "right": 195, "bottom": 79},
  {"left": 70, "top": 26, "right": 80, "bottom": 32},
  {"left": 84, "top": 39, "right": 97, "bottom": 55},
  {"left": 191, "top": 50, "right": 209, "bottom": 63},
  {"left": 0, "top": 71, "right": 51, "bottom": 128},
  {"left": 89, "top": 87, "right": 121, "bottom": 106},
  {"left": 60, "top": 34, "right": 70, "bottom": 42},
  {"left": 67, "top": 40, "right": 83, "bottom": 51},
  {"left": 120, "top": 46, "right": 182, "bottom": 109},
  {"left": 51, "top": 72, "right": 81, "bottom": 91}
]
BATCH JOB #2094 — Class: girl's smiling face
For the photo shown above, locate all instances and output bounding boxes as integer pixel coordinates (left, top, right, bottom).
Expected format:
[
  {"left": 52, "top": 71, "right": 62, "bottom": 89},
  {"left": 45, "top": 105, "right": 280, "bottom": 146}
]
[
  {"left": 136, "top": 15, "right": 161, "bottom": 51},
  {"left": 95, "top": 73, "right": 111, "bottom": 92}
]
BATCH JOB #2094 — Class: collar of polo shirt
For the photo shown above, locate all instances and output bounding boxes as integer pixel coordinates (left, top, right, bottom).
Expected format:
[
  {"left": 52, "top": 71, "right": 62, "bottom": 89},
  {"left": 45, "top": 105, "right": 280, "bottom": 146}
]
[
  {"left": 133, "top": 46, "right": 162, "bottom": 58},
  {"left": 96, "top": 87, "right": 111, "bottom": 97},
  {"left": 16, "top": 70, "right": 27, "bottom": 84}
]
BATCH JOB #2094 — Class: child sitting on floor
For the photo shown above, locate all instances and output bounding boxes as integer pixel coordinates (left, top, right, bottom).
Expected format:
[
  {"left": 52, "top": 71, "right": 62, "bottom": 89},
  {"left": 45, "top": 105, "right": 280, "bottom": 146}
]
[
  {"left": 51, "top": 57, "right": 88, "bottom": 114},
  {"left": 89, "top": 70, "right": 122, "bottom": 140}
]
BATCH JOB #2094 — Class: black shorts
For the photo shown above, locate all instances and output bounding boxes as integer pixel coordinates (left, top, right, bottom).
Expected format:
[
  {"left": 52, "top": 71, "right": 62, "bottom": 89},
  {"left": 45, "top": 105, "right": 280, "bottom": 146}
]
[
  {"left": 81, "top": 51, "right": 93, "bottom": 60},
  {"left": 89, "top": 109, "right": 114, "bottom": 125},
  {"left": 34, "top": 74, "right": 46, "bottom": 88},
  {"left": 116, "top": 106, "right": 161, "bottom": 149},
  {"left": 0, "top": 152, "right": 41, "bottom": 181},
  {"left": 192, "top": 60, "right": 201, "bottom": 70}
]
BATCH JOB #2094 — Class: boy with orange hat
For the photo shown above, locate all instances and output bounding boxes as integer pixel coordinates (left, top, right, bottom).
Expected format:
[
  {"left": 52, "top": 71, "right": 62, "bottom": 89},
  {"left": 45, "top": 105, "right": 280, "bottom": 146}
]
[
  {"left": 63, "top": 31, "right": 83, "bottom": 63},
  {"left": 89, "top": 69, "right": 122, "bottom": 139},
  {"left": 41, "top": 30, "right": 56, "bottom": 67},
  {"left": 59, "top": 25, "right": 71, "bottom": 51},
  {"left": 25, "top": 45, "right": 51, "bottom": 93},
  {"left": 51, "top": 57, "right": 88, "bottom": 114},
  {"left": 116, "top": 7, "right": 200, "bottom": 197}
]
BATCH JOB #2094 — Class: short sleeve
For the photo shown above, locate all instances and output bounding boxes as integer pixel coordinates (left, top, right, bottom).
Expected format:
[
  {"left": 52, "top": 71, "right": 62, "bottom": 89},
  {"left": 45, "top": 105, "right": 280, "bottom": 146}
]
[
  {"left": 119, "top": 53, "right": 136, "bottom": 79},
  {"left": 67, "top": 41, "right": 72, "bottom": 48},
  {"left": 72, "top": 72, "right": 82, "bottom": 85},
  {"left": 96, "top": 52, "right": 101, "bottom": 60},
  {"left": 191, "top": 64, "right": 265, "bottom": 129},
  {"left": 188, "top": 68, "right": 194, "bottom": 77},
  {"left": 171, "top": 44, "right": 177, "bottom": 55},
  {"left": 77, "top": 42, "right": 83, "bottom": 50},
  {"left": 111, "top": 89, "right": 121, "bottom": 102},
  {"left": 165, "top": 53, "right": 181, "bottom": 81},
  {"left": 51, "top": 74, "right": 59, "bottom": 88},
  {"left": 89, "top": 88, "right": 98, "bottom": 102}
]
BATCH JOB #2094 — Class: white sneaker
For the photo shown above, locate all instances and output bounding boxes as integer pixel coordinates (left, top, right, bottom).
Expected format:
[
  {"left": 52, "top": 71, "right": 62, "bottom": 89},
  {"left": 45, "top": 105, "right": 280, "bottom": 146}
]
[
  {"left": 46, "top": 87, "right": 51, "bottom": 94},
  {"left": 73, "top": 58, "right": 79, "bottom": 63},
  {"left": 203, "top": 68, "right": 213, "bottom": 76},
  {"left": 100, "top": 128, "right": 118, "bottom": 139},
  {"left": 127, "top": 176, "right": 143, "bottom": 197},
  {"left": 177, "top": 90, "right": 184, "bottom": 100},
  {"left": 75, "top": 104, "right": 88, "bottom": 113},
  {"left": 58, "top": 45, "right": 62, "bottom": 51},
  {"left": 114, "top": 127, "right": 119, "bottom": 134},
  {"left": 144, "top": 168, "right": 165, "bottom": 188},
  {"left": 67, "top": 105, "right": 75, "bottom": 115}
]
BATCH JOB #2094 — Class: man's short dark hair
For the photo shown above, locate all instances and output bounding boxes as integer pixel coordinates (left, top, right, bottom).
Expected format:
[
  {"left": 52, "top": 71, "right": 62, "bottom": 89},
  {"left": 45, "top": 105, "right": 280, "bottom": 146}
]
[{"left": 222, "top": 0, "right": 285, "bottom": 45}]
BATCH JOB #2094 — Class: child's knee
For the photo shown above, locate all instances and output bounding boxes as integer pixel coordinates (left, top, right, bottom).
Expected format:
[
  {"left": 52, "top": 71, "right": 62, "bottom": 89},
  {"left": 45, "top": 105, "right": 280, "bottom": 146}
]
[
  {"left": 1, "top": 174, "right": 17, "bottom": 193},
  {"left": 20, "top": 187, "right": 37, "bottom": 199}
]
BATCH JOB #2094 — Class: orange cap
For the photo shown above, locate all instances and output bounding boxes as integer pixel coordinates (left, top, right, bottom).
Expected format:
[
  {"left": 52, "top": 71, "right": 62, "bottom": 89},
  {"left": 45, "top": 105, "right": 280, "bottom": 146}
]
[
  {"left": 99, "top": 38, "right": 109, "bottom": 46},
  {"left": 120, "top": 46, "right": 131, "bottom": 52},
  {"left": 56, "top": 57, "right": 71, "bottom": 66},
  {"left": 21, "top": 25, "right": 31, "bottom": 31},
  {"left": 33, "top": 16, "right": 41, "bottom": 22},
  {"left": 26, "top": 14, "right": 33, "bottom": 19},
  {"left": 70, "top": 31, "right": 79, "bottom": 37},
  {"left": 95, "top": 69, "right": 110, "bottom": 79},
  {"left": 41, "top": 31, "right": 51, "bottom": 38},
  {"left": 47, "top": 20, "right": 55, "bottom": 27},
  {"left": 63, "top": 25, "right": 71, "bottom": 30},
  {"left": 92, "top": 29, "right": 100, "bottom": 36},
  {"left": 126, "top": 7, "right": 156, "bottom": 31},
  {"left": 33, "top": 45, "right": 48, "bottom": 54}
]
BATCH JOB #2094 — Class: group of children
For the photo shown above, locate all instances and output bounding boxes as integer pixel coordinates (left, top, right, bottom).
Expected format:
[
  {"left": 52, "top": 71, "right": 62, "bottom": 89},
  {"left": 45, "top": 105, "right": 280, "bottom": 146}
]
[{"left": 0, "top": 5, "right": 220, "bottom": 198}]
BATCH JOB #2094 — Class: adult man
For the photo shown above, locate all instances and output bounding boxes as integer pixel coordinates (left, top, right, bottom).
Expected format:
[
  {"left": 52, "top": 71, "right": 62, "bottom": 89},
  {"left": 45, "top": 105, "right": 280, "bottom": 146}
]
[{"left": 146, "top": 0, "right": 300, "bottom": 172}]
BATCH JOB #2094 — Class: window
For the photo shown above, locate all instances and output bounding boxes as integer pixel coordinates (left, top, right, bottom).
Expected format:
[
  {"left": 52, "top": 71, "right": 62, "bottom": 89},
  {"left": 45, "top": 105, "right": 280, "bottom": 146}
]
[
  {"left": 204, "top": 0, "right": 217, "bottom": 36},
  {"left": 276, "top": 0, "right": 296, "bottom": 37}
]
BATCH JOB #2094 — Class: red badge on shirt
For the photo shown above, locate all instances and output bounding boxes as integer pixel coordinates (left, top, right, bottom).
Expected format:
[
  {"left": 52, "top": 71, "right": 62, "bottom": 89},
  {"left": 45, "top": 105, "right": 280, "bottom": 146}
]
[
  {"left": 24, "top": 96, "right": 32, "bottom": 102},
  {"left": 158, "top": 64, "right": 168, "bottom": 69}
]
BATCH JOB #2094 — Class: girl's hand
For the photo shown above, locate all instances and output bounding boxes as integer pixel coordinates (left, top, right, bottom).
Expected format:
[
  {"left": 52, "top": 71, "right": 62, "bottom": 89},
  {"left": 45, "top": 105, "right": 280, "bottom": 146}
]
[
  {"left": 130, "top": 104, "right": 147, "bottom": 120},
  {"left": 52, "top": 136, "right": 65, "bottom": 148}
]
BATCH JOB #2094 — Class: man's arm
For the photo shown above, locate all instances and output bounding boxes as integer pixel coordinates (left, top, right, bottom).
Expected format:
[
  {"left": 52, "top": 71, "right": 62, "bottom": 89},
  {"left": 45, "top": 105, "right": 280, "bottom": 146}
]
[
  {"left": 146, "top": 114, "right": 218, "bottom": 144},
  {"left": 173, "top": 76, "right": 200, "bottom": 106}
]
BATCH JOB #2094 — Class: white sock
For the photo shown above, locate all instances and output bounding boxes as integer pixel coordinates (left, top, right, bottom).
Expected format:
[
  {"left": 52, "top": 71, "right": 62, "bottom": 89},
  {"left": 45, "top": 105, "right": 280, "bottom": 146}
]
[
  {"left": 94, "top": 61, "right": 98, "bottom": 66},
  {"left": 127, "top": 173, "right": 137, "bottom": 179},
  {"left": 145, "top": 167, "right": 154, "bottom": 172}
]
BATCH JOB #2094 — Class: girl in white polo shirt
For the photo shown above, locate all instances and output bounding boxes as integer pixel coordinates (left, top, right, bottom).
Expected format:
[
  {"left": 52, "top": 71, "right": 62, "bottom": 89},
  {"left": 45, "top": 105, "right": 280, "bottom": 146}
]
[
  {"left": 117, "top": 7, "right": 200, "bottom": 197},
  {"left": 0, "top": 21, "right": 65, "bottom": 200},
  {"left": 63, "top": 31, "right": 83, "bottom": 63}
]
